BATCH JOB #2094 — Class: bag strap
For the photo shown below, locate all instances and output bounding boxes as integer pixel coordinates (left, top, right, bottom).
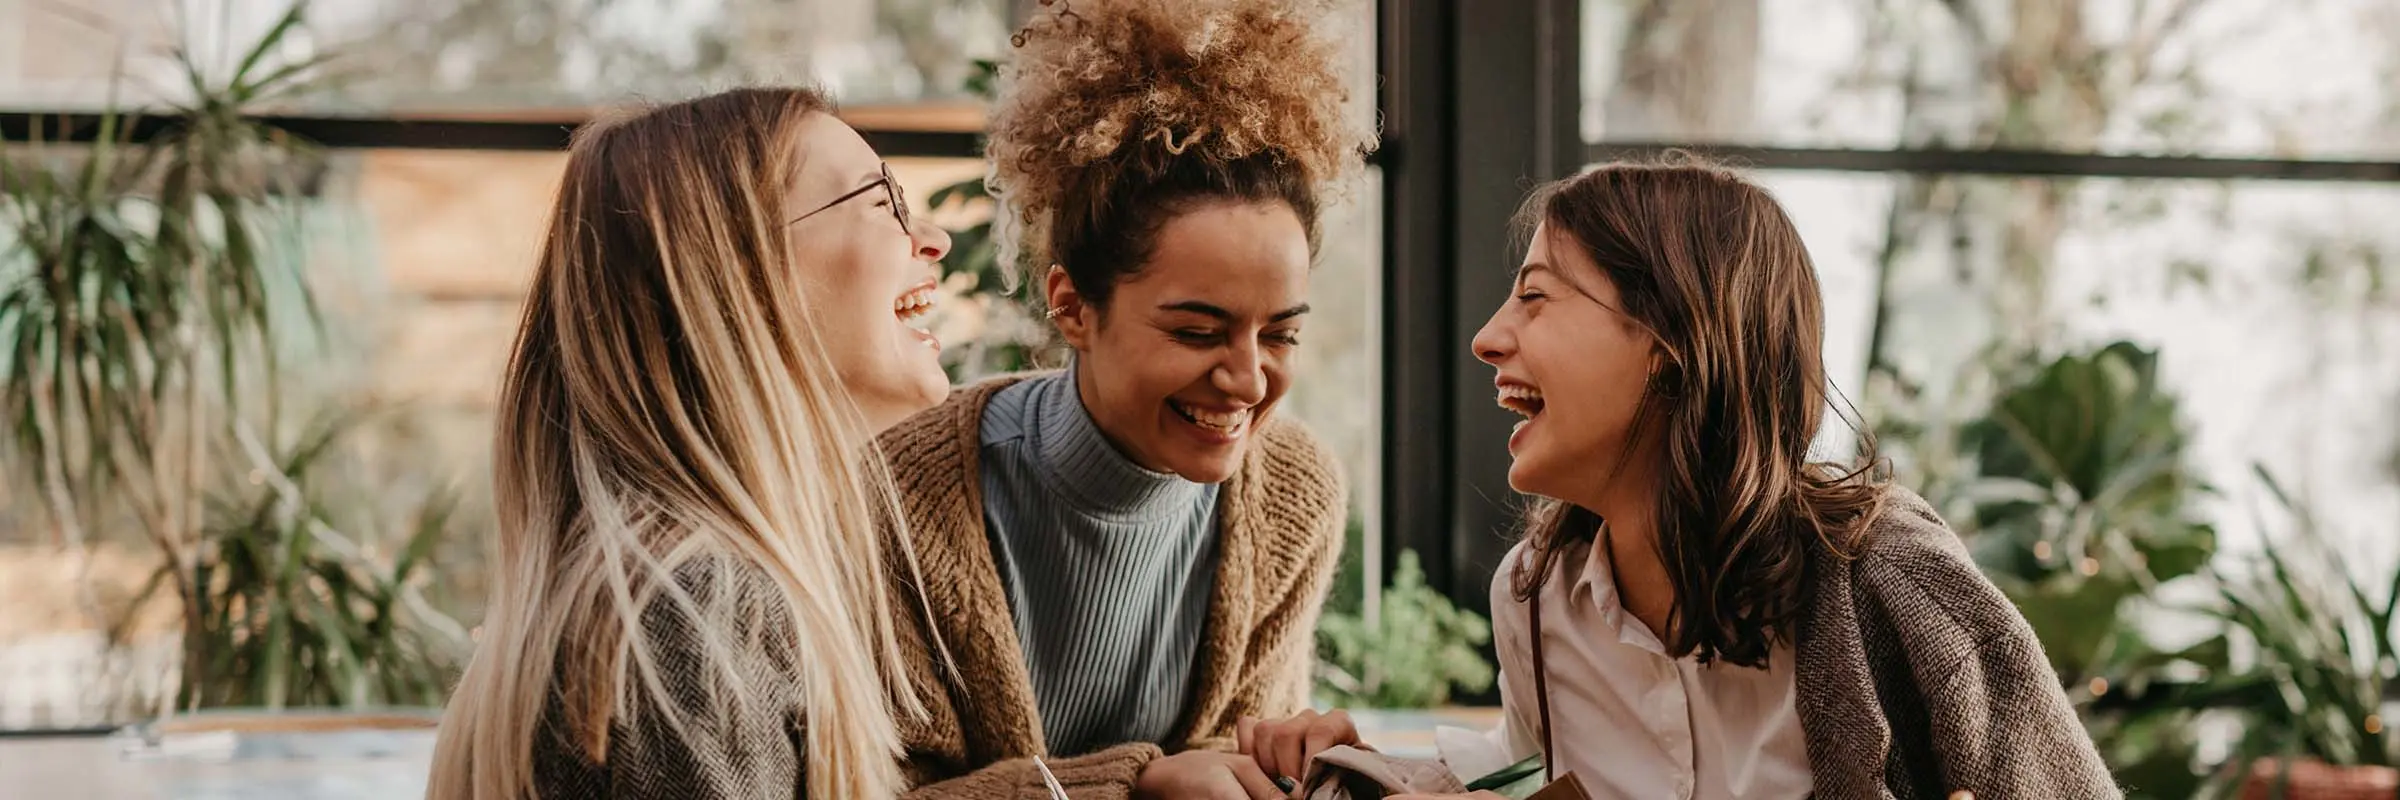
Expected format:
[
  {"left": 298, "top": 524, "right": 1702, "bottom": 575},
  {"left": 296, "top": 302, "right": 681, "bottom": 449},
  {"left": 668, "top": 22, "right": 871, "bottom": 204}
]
[{"left": 1529, "top": 552, "right": 1557, "bottom": 784}]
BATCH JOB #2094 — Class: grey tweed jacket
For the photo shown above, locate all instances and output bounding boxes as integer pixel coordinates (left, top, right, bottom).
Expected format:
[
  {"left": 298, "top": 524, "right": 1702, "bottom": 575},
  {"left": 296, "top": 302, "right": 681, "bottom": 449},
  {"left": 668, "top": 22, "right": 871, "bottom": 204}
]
[
  {"left": 528, "top": 562, "right": 808, "bottom": 799},
  {"left": 1796, "top": 488, "right": 2120, "bottom": 799}
]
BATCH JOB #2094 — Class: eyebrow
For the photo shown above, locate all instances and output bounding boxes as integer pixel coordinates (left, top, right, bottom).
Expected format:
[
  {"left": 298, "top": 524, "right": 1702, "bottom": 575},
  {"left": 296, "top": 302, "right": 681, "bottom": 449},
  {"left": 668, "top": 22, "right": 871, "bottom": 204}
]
[
  {"left": 1157, "top": 300, "right": 1313, "bottom": 323},
  {"left": 1514, "top": 262, "right": 1552, "bottom": 284}
]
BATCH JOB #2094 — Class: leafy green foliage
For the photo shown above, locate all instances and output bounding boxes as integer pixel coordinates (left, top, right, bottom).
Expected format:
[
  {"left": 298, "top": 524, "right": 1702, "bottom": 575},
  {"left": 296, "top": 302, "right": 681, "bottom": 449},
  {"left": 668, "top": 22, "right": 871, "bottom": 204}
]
[
  {"left": 1, "top": 1, "right": 465, "bottom": 713},
  {"left": 1945, "top": 341, "right": 2218, "bottom": 797},
  {"left": 1965, "top": 342, "right": 2214, "bottom": 588},
  {"left": 1313, "top": 550, "right": 1495, "bottom": 709},
  {"left": 2190, "top": 467, "right": 2400, "bottom": 795},
  {"left": 120, "top": 411, "right": 468, "bottom": 710}
]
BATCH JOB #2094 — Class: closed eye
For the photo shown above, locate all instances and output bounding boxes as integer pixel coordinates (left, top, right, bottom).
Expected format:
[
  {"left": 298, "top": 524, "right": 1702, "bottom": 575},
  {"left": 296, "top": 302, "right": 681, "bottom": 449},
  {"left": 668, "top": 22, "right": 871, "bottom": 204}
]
[
  {"left": 1172, "top": 329, "right": 1220, "bottom": 345},
  {"left": 1516, "top": 291, "right": 1547, "bottom": 303}
]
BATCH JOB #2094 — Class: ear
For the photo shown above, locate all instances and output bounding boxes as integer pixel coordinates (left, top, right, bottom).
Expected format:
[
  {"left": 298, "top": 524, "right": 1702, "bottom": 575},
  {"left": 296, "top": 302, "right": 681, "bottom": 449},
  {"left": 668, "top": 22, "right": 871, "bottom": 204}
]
[{"left": 1043, "top": 266, "right": 1094, "bottom": 351}]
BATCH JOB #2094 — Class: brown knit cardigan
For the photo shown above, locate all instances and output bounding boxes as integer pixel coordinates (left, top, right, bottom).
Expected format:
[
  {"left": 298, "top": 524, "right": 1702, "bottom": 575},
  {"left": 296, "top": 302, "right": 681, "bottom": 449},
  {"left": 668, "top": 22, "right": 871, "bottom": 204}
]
[{"left": 877, "top": 375, "right": 1349, "bottom": 800}]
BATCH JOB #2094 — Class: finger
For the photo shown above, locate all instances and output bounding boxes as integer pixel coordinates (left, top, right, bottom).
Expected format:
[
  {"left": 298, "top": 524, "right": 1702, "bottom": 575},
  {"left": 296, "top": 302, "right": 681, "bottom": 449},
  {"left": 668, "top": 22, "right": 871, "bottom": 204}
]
[
  {"left": 1272, "top": 724, "right": 1308, "bottom": 785},
  {"left": 1301, "top": 709, "right": 1357, "bottom": 762},
  {"left": 1323, "top": 709, "right": 1358, "bottom": 744},
  {"left": 1237, "top": 716, "right": 1258, "bottom": 755},
  {"left": 1224, "top": 757, "right": 1287, "bottom": 800},
  {"left": 1248, "top": 722, "right": 1287, "bottom": 782},
  {"left": 1278, "top": 710, "right": 1321, "bottom": 779}
]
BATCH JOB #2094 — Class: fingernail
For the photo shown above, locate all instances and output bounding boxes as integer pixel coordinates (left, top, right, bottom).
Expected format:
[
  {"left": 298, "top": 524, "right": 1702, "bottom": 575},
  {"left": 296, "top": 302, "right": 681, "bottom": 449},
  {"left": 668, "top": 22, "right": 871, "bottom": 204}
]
[{"left": 1273, "top": 776, "right": 1297, "bottom": 792}]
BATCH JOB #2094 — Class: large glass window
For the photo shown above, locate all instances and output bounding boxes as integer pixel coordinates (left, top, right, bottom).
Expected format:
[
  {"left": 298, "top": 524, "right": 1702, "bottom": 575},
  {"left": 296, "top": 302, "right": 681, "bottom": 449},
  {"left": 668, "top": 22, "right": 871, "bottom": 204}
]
[
  {"left": 0, "top": 0, "right": 1013, "bottom": 113},
  {"left": 1759, "top": 169, "right": 2400, "bottom": 564},
  {"left": 1583, "top": 0, "right": 2400, "bottom": 160}
]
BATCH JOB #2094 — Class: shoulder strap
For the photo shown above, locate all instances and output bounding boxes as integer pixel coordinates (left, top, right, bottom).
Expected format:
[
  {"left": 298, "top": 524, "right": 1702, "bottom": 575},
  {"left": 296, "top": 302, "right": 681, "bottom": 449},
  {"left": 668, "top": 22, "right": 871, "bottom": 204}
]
[{"left": 1529, "top": 554, "right": 1557, "bottom": 783}]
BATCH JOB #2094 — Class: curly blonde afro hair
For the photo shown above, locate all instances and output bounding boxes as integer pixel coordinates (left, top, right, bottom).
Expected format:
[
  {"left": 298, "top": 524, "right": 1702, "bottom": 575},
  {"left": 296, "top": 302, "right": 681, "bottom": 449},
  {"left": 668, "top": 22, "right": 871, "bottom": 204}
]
[{"left": 985, "top": 0, "right": 1377, "bottom": 299}]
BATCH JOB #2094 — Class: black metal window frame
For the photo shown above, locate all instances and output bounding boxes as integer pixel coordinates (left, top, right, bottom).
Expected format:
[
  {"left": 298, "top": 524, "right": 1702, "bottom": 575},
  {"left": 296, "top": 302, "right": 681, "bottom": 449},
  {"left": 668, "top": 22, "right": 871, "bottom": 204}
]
[{"left": 0, "top": 110, "right": 983, "bottom": 158}]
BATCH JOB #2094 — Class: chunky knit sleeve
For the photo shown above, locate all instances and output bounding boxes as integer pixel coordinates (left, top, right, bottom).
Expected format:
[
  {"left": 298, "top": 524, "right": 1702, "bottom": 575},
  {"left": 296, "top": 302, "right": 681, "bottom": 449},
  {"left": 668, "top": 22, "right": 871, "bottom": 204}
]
[{"left": 900, "top": 743, "right": 1163, "bottom": 800}]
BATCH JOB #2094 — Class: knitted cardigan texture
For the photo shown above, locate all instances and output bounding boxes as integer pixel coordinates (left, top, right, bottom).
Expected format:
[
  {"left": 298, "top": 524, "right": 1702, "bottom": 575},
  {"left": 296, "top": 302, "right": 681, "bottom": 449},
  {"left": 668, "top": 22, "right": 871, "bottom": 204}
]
[{"left": 879, "top": 375, "right": 1348, "bottom": 799}]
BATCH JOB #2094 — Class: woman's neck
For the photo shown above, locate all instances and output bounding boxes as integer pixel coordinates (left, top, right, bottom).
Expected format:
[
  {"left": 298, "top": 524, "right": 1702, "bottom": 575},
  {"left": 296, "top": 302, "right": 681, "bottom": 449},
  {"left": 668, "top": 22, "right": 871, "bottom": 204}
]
[{"left": 1581, "top": 473, "right": 1677, "bottom": 644}]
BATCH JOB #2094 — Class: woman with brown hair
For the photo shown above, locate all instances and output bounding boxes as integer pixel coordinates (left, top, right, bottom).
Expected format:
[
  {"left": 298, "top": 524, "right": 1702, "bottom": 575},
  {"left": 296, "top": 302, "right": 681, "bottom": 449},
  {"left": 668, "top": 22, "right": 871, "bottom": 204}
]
[
  {"left": 427, "top": 86, "right": 954, "bottom": 799},
  {"left": 879, "top": 0, "right": 1374, "bottom": 798},
  {"left": 1249, "top": 157, "right": 2116, "bottom": 799}
]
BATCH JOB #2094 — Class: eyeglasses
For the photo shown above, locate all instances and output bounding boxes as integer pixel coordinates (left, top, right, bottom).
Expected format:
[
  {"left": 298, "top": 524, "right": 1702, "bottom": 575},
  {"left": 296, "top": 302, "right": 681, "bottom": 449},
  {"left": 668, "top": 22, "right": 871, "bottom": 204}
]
[{"left": 790, "top": 162, "right": 910, "bottom": 231}]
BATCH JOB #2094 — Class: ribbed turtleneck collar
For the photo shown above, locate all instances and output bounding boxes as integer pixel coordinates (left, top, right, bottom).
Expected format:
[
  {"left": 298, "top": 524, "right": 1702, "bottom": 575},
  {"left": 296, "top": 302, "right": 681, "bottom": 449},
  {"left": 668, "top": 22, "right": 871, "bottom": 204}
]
[{"left": 1023, "top": 365, "right": 1210, "bottom": 515}]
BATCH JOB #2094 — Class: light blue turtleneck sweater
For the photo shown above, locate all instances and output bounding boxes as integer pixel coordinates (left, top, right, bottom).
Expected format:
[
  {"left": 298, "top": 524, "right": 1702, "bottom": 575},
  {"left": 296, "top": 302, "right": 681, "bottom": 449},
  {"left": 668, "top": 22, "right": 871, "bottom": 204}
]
[{"left": 977, "top": 370, "right": 1222, "bottom": 757}]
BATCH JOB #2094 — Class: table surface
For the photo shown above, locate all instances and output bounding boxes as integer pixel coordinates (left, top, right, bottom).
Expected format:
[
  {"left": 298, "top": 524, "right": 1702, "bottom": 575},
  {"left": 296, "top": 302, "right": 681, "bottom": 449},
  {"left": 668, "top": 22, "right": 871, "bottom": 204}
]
[{"left": 0, "top": 707, "right": 1503, "bottom": 798}]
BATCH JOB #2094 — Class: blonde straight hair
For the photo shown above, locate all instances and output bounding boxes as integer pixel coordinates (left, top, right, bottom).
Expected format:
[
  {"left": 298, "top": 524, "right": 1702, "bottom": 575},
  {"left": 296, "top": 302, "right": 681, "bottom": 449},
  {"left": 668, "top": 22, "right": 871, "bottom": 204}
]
[{"left": 427, "top": 87, "right": 924, "bottom": 799}]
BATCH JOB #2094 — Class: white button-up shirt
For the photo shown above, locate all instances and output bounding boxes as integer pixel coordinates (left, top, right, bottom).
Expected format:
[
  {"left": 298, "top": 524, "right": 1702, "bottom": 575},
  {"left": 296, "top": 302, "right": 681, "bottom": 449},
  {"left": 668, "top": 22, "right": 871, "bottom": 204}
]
[{"left": 1447, "top": 539, "right": 1813, "bottom": 800}]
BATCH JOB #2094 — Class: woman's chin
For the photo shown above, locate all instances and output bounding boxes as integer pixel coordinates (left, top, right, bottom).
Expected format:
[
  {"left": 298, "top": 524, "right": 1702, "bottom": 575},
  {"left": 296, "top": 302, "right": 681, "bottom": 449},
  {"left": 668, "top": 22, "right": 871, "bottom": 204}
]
[
  {"left": 1505, "top": 457, "right": 1560, "bottom": 498},
  {"left": 911, "top": 371, "right": 951, "bottom": 410}
]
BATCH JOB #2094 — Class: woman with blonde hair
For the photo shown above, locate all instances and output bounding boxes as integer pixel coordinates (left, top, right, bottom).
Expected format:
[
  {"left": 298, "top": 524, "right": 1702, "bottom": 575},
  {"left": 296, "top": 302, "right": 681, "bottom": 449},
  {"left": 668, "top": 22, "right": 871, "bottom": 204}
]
[
  {"left": 881, "top": 1, "right": 1374, "bottom": 798},
  {"left": 427, "top": 86, "right": 955, "bottom": 799}
]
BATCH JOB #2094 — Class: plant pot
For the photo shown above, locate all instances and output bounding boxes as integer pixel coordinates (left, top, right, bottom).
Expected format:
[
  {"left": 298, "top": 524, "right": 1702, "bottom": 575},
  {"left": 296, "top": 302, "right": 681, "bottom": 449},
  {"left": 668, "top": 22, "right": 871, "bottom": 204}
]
[{"left": 2240, "top": 758, "right": 2400, "bottom": 800}]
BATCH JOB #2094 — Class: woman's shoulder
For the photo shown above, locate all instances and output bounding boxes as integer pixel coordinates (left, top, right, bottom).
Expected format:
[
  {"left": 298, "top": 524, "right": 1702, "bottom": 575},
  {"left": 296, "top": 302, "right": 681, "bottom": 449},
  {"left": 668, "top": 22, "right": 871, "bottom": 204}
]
[
  {"left": 876, "top": 372, "right": 1048, "bottom": 474},
  {"left": 1827, "top": 485, "right": 2029, "bottom": 649},
  {"left": 1246, "top": 414, "right": 1346, "bottom": 523},
  {"left": 1844, "top": 485, "right": 1972, "bottom": 565},
  {"left": 1252, "top": 415, "right": 1343, "bottom": 491}
]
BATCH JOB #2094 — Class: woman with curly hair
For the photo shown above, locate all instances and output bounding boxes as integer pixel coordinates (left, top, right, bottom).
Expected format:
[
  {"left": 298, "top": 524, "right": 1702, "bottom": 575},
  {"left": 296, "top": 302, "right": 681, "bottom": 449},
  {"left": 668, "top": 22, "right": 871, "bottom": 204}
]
[{"left": 878, "top": 1, "right": 1374, "bottom": 798}]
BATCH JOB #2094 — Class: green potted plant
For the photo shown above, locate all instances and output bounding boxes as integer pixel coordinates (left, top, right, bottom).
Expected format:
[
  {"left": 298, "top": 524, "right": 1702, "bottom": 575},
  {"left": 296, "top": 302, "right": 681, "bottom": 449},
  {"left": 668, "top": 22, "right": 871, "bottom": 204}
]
[
  {"left": 2196, "top": 467, "right": 2399, "bottom": 800},
  {"left": 1313, "top": 548, "right": 1496, "bottom": 710},
  {"left": 2, "top": 0, "right": 464, "bottom": 727}
]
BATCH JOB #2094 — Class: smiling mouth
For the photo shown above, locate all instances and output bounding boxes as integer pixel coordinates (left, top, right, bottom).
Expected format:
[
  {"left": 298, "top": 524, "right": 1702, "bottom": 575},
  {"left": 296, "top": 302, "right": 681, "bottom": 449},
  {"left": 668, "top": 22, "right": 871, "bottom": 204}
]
[
  {"left": 1497, "top": 384, "right": 1545, "bottom": 418},
  {"left": 894, "top": 282, "right": 937, "bottom": 350},
  {"left": 1168, "top": 399, "right": 1253, "bottom": 436}
]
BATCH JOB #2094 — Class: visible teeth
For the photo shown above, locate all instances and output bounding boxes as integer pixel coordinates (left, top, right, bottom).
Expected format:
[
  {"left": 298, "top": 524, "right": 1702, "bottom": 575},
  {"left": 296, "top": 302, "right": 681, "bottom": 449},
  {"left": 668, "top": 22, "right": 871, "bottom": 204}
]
[
  {"left": 1496, "top": 384, "right": 1545, "bottom": 417},
  {"left": 893, "top": 286, "right": 937, "bottom": 320},
  {"left": 1173, "top": 401, "right": 1251, "bottom": 432}
]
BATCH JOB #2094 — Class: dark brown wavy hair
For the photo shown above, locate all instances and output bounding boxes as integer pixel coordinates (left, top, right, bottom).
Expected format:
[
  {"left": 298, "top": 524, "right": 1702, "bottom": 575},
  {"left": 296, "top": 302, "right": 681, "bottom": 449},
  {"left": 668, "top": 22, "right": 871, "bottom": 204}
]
[{"left": 1508, "top": 153, "right": 1890, "bottom": 669}]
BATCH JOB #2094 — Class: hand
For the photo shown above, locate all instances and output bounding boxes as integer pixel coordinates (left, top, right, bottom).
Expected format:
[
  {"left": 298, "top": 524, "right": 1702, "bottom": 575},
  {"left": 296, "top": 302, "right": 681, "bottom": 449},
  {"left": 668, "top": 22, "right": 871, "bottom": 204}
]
[
  {"left": 1134, "top": 749, "right": 1286, "bottom": 800},
  {"left": 1237, "top": 709, "right": 1367, "bottom": 789},
  {"left": 1388, "top": 793, "right": 1507, "bottom": 800}
]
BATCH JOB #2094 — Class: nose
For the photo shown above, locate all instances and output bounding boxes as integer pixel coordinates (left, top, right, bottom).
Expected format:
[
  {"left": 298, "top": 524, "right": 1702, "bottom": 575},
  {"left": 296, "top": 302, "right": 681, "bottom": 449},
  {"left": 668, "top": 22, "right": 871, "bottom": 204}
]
[
  {"left": 1211, "top": 341, "right": 1270, "bottom": 405},
  {"left": 1472, "top": 306, "right": 1513, "bottom": 366},
  {"left": 909, "top": 216, "right": 952, "bottom": 261}
]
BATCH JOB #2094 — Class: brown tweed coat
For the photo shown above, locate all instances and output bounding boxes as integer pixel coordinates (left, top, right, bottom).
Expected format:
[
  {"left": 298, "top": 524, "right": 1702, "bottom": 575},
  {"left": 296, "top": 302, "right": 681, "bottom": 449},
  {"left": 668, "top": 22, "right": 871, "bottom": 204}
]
[
  {"left": 528, "top": 561, "right": 811, "bottom": 799},
  {"left": 1793, "top": 487, "right": 2119, "bottom": 799}
]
